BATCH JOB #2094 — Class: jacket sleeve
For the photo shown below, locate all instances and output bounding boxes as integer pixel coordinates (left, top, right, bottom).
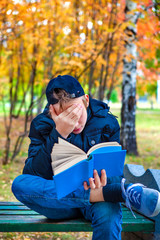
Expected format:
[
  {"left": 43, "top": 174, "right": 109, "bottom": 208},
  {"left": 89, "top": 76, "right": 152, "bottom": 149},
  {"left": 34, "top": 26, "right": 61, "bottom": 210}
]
[
  {"left": 107, "top": 117, "right": 123, "bottom": 182},
  {"left": 23, "top": 120, "right": 64, "bottom": 180},
  {"left": 109, "top": 117, "right": 120, "bottom": 143},
  {"left": 102, "top": 114, "right": 120, "bottom": 143}
]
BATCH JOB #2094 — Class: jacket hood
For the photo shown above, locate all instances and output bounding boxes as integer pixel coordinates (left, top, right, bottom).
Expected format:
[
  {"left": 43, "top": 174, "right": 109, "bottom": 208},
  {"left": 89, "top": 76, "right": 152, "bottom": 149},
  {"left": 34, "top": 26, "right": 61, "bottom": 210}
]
[
  {"left": 89, "top": 97, "right": 110, "bottom": 118},
  {"left": 43, "top": 104, "right": 50, "bottom": 116}
]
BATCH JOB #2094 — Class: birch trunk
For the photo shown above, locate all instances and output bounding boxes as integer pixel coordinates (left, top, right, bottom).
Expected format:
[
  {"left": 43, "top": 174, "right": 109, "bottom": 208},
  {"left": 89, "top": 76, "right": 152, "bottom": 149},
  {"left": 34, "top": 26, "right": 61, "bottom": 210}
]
[{"left": 120, "top": 0, "right": 138, "bottom": 155}]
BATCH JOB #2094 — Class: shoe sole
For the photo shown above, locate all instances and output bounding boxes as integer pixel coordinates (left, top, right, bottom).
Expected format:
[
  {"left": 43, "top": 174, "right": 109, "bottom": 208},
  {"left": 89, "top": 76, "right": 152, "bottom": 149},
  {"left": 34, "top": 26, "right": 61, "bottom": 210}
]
[{"left": 150, "top": 191, "right": 160, "bottom": 217}]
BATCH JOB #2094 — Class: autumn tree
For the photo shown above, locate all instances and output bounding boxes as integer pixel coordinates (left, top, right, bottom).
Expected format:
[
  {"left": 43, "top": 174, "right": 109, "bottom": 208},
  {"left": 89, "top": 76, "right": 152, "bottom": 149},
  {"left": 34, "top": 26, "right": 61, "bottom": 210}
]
[
  {"left": 136, "top": 1, "right": 160, "bottom": 106},
  {"left": 0, "top": 0, "right": 63, "bottom": 164},
  {"left": 120, "top": 0, "right": 138, "bottom": 155},
  {"left": 120, "top": 0, "right": 159, "bottom": 154},
  {"left": 0, "top": 0, "right": 159, "bottom": 164}
]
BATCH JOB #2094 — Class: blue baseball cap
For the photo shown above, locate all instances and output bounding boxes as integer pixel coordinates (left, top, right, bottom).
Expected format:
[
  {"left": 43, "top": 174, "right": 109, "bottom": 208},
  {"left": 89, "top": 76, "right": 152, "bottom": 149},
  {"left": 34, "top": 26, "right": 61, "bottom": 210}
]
[{"left": 46, "top": 75, "right": 85, "bottom": 105}]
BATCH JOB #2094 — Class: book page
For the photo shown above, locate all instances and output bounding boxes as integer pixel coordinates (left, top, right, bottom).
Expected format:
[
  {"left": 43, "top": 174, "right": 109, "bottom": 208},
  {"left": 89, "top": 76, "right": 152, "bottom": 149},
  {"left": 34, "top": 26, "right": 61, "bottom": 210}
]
[
  {"left": 87, "top": 141, "right": 120, "bottom": 155},
  {"left": 51, "top": 154, "right": 77, "bottom": 162},
  {"left": 52, "top": 145, "right": 83, "bottom": 155},
  {"left": 51, "top": 138, "right": 121, "bottom": 175},
  {"left": 55, "top": 138, "right": 85, "bottom": 154},
  {"left": 53, "top": 155, "right": 86, "bottom": 175},
  {"left": 58, "top": 138, "right": 85, "bottom": 154},
  {"left": 51, "top": 138, "right": 86, "bottom": 173},
  {"left": 52, "top": 141, "right": 84, "bottom": 155},
  {"left": 52, "top": 155, "right": 79, "bottom": 168}
]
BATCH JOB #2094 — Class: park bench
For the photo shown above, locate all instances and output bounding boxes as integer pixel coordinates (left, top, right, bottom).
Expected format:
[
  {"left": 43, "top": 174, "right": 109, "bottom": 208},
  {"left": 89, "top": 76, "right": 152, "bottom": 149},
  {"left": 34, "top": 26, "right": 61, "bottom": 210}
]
[{"left": 0, "top": 164, "right": 160, "bottom": 240}]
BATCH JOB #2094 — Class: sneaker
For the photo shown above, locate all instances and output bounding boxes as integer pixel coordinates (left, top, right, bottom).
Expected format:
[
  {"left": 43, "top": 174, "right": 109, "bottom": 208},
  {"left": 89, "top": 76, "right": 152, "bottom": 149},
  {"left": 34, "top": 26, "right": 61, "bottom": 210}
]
[{"left": 121, "top": 178, "right": 160, "bottom": 218}]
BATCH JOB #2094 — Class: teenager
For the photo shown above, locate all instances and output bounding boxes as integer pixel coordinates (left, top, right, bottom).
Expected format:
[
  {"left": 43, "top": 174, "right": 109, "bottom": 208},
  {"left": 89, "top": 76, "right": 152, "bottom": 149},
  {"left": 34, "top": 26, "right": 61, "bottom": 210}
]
[{"left": 12, "top": 75, "right": 160, "bottom": 240}]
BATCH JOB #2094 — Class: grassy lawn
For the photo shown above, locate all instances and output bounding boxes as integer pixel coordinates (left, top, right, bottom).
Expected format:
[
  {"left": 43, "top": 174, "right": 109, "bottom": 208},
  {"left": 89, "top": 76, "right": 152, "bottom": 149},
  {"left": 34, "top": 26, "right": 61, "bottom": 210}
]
[
  {"left": 111, "top": 108, "right": 160, "bottom": 169},
  {"left": 130, "top": 110, "right": 160, "bottom": 169},
  {"left": 0, "top": 107, "right": 160, "bottom": 239}
]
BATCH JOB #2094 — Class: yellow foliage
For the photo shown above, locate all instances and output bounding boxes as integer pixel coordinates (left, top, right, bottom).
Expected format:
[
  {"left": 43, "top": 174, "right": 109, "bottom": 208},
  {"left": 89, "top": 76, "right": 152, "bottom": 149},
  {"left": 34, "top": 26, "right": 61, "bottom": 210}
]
[
  {"left": 94, "top": 80, "right": 100, "bottom": 87},
  {"left": 0, "top": 0, "right": 158, "bottom": 98}
]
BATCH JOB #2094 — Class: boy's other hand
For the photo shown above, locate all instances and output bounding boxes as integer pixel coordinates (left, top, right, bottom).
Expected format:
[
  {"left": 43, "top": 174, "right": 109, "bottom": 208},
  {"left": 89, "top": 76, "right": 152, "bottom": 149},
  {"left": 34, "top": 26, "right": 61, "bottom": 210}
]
[
  {"left": 83, "top": 169, "right": 107, "bottom": 190},
  {"left": 49, "top": 104, "right": 82, "bottom": 138}
]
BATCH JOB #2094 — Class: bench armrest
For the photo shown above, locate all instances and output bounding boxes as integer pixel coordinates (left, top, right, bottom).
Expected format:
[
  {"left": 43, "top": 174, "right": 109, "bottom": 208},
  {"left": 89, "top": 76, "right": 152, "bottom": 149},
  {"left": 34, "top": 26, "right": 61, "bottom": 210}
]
[{"left": 124, "top": 164, "right": 160, "bottom": 239}]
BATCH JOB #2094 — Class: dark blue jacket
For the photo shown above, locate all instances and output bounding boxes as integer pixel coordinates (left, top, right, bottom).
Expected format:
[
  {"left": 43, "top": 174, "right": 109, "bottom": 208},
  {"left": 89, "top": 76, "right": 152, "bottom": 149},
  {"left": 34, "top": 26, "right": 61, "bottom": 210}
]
[{"left": 23, "top": 98, "right": 120, "bottom": 180}]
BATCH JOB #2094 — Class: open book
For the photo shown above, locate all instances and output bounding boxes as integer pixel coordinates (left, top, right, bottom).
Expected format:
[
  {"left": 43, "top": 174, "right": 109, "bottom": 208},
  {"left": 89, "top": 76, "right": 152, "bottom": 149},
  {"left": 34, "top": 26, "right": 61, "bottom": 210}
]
[
  {"left": 51, "top": 138, "right": 121, "bottom": 175},
  {"left": 51, "top": 138, "right": 126, "bottom": 199}
]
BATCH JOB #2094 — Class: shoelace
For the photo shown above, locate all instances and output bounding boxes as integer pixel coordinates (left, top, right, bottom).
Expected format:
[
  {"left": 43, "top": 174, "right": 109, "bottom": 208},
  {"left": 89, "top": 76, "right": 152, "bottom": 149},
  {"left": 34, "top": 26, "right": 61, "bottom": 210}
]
[
  {"left": 121, "top": 178, "right": 136, "bottom": 218},
  {"left": 121, "top": 179, "right": 145, "bottom": 218},
  {"left": 128, "top": 189, "right": 141, "bottom": 205}
]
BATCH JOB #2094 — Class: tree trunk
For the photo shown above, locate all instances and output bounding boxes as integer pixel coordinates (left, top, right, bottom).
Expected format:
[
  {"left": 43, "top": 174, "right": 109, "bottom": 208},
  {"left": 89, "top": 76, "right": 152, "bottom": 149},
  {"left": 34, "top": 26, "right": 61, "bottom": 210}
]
[{"left": 120, "top": 0, "right": 138, "bottom": 155}]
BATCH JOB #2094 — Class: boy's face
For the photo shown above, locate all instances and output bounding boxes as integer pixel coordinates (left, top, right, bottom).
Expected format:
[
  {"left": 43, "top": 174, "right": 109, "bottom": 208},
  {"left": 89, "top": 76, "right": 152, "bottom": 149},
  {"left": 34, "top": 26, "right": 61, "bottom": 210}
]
[{"left": 53, "top": 95, "right": 89, "bottom": 134}]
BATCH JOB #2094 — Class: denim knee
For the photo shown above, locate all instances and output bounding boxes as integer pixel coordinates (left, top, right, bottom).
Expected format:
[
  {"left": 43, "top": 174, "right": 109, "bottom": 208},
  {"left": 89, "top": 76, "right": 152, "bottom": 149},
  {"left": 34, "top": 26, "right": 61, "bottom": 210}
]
[
  {"left": 12, "top": 175, "right": 23, "bottom": 196},
  {"left": 12, "top": 174, "right": 45, "bottom": 202},
  {"left": 11, "top": 174, "right": 90, "bottom": 209},
  {"left": 88, "top": 202, "right": 122, "bottom": 240},
  {"left": 92, "top": 202, "right": 122, "bottom": 224}
]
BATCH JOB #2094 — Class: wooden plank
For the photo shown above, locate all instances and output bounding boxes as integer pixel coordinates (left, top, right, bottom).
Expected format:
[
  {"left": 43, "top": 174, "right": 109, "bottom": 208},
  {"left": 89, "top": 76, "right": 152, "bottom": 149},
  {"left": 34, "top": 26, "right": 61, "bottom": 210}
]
[
  {"left": 0, "top": 215, "right": 154, "bottom": 223},
  {"left": 0, "top": 203, "right": 142, "bottom": 212},
  {"left": 0, "top": 215, "right": 154, "bottom": 232},
  {"left": 0, "top": 202, "right": 155, "bottom": 233},
  {"left": 0, "top": 217, "right": 155, "bottom": 232},
  {"left": 0, "top": 215, "right": 154, "bottom": 228},
  {"left": 0, "top": 211, "right": 39, "bottom": 215},
  {"left": 0, "top": 202, "right": 130, "bottom": 209},
  {"left": 0, "top": 214, "right": 154, "bottom": 233},
  {"left": 0, "top": 205, "right": 152, "bottom": 220},
  {"left": 0, "top": 210, "right": 148, "bottom": 220},
  {"left": 0, "top": 206, "right": 30, "bottom": 210},
  {"left": 0, "top": 202, "right": 23, "bottom": 206}
]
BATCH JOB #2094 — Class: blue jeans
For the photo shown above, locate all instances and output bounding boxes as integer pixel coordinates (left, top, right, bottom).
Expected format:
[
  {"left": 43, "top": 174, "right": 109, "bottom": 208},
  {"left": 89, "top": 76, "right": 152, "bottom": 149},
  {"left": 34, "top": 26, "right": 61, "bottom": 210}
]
[{"left": 12, "top": 174, "right": 122, "bottom": 240}]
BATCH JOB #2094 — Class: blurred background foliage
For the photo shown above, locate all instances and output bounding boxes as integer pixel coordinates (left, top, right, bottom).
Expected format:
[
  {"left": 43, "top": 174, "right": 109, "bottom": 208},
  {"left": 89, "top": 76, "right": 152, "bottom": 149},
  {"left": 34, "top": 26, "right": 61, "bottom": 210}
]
[
  {"left": 0, "top": 0, "right": 159, "bottom": 164},
  {"left": 0, "top": 0, "right": 160, "bottom": 239}
]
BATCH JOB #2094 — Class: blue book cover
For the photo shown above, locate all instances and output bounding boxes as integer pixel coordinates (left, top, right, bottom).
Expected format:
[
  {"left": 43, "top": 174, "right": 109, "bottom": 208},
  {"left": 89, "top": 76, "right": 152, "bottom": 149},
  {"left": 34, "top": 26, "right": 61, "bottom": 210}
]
[{"left": 52, "top": 138, "right": 126, "bottom": 199}]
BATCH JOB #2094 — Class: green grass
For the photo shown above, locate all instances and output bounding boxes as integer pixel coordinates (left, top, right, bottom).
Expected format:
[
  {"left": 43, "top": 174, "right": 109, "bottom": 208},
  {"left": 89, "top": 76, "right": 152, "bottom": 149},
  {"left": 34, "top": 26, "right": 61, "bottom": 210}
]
[
  {"left": 133, "top": 110, "right": 160, "bottom": 169},
  {"left": 111, "top": 108, "right": 160, "bottom": 169},
  {"left": 0, "top": 100, "right": 47, "bottom": 116},
  {"left": 0, "top": 232, "right": 92, "bottom": 240}
]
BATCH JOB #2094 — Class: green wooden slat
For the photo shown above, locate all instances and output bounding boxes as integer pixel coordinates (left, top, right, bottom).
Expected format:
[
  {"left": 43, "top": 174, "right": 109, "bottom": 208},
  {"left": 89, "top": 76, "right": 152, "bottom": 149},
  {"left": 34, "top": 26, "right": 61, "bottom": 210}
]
[
  {"left": 0, "top": 214, "right": 154, "bottom": 233},
  {"left": 122, "top": 210, "right": 151, "bottom": 219},
  {"left": 0, "top": 215, "right": 49, "bottom": 221},
  {"left": 0, "top": 207, "right": 149, "bottom": 219},
  {"left": 0, "top": 202, "right": 23, "bottom": 206},
  {"left": 0, "top": 206, "right": 30, "bottom": 210},
  {"left": 0, "top": 216, "right": 154, "bottom": 231},
  {"left": 0, "top": 211, "right": 39, "bottom": 215},
  {"left": 0, "top": 210, "right": 146, "bottom": 219},
  {"left": 0, "top": 203, "right": 137, "bottom": 213},
  {"left": 0, "top": 219, "right": 154, "bottom": 232},
  {"left": 0, "top": 202, "right": 130, "bottom": 208},
  {"left": 0, "top": 204, "right": 135, "bottom": 211},
  {"left": 0, "top": 215, "right": 154, "bottom": 223},
  {"left": 0, "top": 205, "right": 153, "bottom": 222},
  {"left": 0, "top": 202, "right": 155, "bottom": 233}
]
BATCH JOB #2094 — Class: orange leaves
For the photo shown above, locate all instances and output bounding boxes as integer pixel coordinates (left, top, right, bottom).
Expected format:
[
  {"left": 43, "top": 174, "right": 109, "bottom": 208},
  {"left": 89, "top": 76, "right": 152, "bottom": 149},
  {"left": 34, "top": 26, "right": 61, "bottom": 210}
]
[
  {"left": 124, "top": 54, "right": 136, "bottom": 63},
  {"left": 94, "top": 80, "right": 100, "bottom": 87},
  {"left": 0, "top": 0, "right": 159, "bottom": 97},
  {"left": 137, "top": 61, "right": 158, "bottom": 88}
]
